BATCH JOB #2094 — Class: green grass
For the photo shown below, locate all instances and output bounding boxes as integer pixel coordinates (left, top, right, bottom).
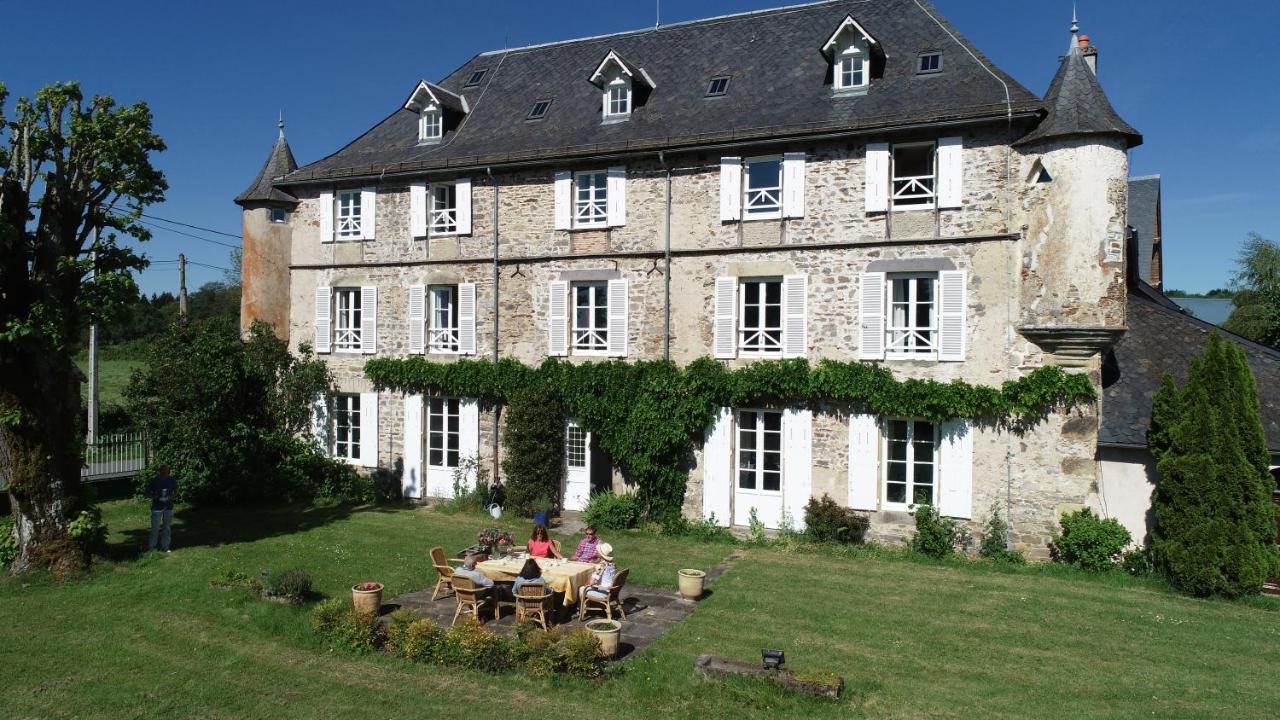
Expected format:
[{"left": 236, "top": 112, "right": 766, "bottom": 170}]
[
  {"left": 75, "top": 358, "right": 144, "bottom": 408},
  {"left": 2, "top": 501, "right": 1279, "bottom": 719}
]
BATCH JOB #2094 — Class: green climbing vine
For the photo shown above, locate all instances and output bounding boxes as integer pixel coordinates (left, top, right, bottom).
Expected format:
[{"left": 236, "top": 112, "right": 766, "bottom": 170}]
[{"left": 365, "top": 357, "right": 1096, "bottom": 519}]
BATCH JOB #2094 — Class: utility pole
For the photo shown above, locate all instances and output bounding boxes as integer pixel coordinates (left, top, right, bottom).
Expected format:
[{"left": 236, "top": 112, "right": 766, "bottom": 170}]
[
  {"left": 178, "top": 253, "right": 188, "bottom": 318},
  {"left": 87, "top": 226, "right": 100, "bottom": 445}
]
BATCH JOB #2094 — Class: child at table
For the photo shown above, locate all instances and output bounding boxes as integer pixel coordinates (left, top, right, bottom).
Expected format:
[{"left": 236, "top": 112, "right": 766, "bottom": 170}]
[
  {"left": 511, "top": 558, "right": 550, "bottom": 596},
  {"left": 527, "top": 524, "right": 562, "bottom": 559}
]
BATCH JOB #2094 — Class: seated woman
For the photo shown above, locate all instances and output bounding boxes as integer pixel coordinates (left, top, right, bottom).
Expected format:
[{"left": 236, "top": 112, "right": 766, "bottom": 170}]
[
  {"left": 511, "top": 558, "right": 550, "bottom": 596},
  {"left": 579, "top": 543, "right": 617, "bottom": 604},
  {"left": 526, "top": 524, "right": 562, "bottom": 559}
]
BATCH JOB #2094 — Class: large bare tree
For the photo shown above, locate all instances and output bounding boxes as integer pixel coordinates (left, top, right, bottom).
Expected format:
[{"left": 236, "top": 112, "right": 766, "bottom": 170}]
[{"left": 0, "top": 82, "right": 165, "bottom": 572}]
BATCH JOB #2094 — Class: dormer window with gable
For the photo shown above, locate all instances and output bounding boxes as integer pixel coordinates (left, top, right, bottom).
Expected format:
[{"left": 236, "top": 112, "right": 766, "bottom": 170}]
[
  {"left": 589, "top": 50, "right": 655, "bottom": 123},
  {"left": 822, "top": 15, "right": 881, "bottom": 94},
  {"left": 403, "top": 80, "right": 469, "bottom": 145},
  {"left": 605, "top": 75, "right": 631, "bottom": 118},
  {"left": 419, "top": 105, "right": 442, "bottom": 142}
]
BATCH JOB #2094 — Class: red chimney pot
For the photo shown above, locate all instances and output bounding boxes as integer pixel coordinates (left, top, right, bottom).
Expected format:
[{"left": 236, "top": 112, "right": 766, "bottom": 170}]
[{"left": 1078, "top": 34, "right": 1090, "bottom": 48}]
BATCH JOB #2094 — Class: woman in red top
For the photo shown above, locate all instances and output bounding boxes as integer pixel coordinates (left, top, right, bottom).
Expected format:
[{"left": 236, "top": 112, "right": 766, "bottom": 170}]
[{"left": 526, "top": 524, "right": 562, "bottom": 559}]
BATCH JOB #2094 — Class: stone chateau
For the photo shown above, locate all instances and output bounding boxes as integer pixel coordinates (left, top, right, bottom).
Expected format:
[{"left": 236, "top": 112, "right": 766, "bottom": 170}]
[{"left": 235, "top": 0, "right": 1147, "bottom": 556}]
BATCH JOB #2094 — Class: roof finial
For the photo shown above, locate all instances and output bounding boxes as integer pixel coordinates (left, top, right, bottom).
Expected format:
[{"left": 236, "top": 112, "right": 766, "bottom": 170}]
[
  {"left": 1068, "top": 3, "right": 1080, "bottom": 52},
  {"left": 278, "top": 110, "right": 285, "bottom": 139}
]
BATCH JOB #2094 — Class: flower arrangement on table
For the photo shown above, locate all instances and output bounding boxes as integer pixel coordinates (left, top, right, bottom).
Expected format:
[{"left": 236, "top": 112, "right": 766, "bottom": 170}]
[{"left": 477, "top": 527, "right": 514, "bottom": 555}]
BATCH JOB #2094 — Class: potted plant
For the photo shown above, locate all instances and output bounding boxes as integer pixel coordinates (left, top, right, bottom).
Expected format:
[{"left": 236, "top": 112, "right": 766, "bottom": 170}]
[
  {"left": 476, "top": 527, "right": 514, "bottom": 556},
  {"left": 352, "top": 581, "right": 384, "bottom": 614},
  {"left": 584, "top": 618, "right": 621, "bottom": 659},
  {"left": 677, "top": 568, "right": 706, "bottom": 600}
]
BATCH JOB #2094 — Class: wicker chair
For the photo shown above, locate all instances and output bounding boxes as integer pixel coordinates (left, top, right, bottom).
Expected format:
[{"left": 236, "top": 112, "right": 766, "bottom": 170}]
[
  {"left": 451, "top": 575, "right": 495, "bottom": 626},
  {"left": 578, "top": 568, "right": 629, "bottom": 621},
  {"left": 430, "top": 546, "right": 463, "bottom": 601},
  {"left": 514, "top": 581, "right": 554, "bottom": 630}
]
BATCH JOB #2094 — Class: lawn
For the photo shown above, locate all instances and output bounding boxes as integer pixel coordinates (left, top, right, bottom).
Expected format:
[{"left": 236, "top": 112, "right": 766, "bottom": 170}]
[
  {"left": 2, "top": 500, "right": 1278, "bottom": 719},
  {"left": 75, "top": 357, "right": 145, "bottom": 409}
]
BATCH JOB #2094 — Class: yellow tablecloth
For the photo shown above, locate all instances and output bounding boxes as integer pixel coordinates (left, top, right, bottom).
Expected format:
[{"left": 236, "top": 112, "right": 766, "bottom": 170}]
[{"left": 476, "top": 557, "right": 596, "bottom": 605}]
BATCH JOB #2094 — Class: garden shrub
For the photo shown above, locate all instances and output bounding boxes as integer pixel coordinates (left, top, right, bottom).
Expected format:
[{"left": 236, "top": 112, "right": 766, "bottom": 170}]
[
  {"left": 910, "top": 505, "right": 969, "bottom": 559},
  {"left": 583, "top": 491, "right": 644, "bottom": 530},
  {"left": 437, "top": 618, "right": 512, "bottom": 672},
  {"left": 501, "top": 383, "right": 565, "bottom": 515},
  {"left": 513, "top": 627, "right": 564, "bottom": 677},
  {"left": 264, "top": 568, "right": 312, "bottom": 601},
  {"left": 1051, "top": 508, "right": 1131, "bottom": 571},
  {"left": 66, "top": 507, "right": 108, "bottom": 556},
  {"left": 310, "top": 599, "right": 380, "bottom": 653},
  {"left": 440, "top": 455, "right": 490, "bottom": 514},
  {"left": 1121, "top": 545, "right": 1156, "bottom": 576},
  {"left": 661, "top": 514, "right": 733, "bottom": 543},
  {"left": 804, "top": 494, "right": 869, "bottom": 544},
  {"left": 310, "top": 598, "right": 347, "bottom": 634},
  {"left": 0, "top": 517, "right": 17, "bottom": 569},
  {"left": 746, "top": 507, "right": 768, "bottom": 545},
  {"left": 978, "top": 501, "right": 1008, "bottom": 558},
  {"left": 558, "top": 628, "right": 607, "bottom": 679}
]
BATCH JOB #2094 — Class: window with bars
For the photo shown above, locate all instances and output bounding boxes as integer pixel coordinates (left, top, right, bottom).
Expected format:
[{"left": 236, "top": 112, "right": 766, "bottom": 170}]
[
  {"left": 743, "top": 157, "right": 782, "bottom": 219},
  {"left": 336, "top": 191, "right": 362, "bottom": 238},
  {"left": 886, "top": 274, "right": 937, "bottom": 356},
  {"left": 884, "top": 419, "right": 936, "bottom": 507},
  {"left": 429, "top": 184, "right": 457, "bottom": 234},
  {"left": 334, "top": 288, "right": 362, "bottom": 351},
  {"left": 566, "top": 422, "right": 587, "bottom": 468},
  {"left": 427, "top": 397, "right": 460, "bottom": 468},
  {"left": 739, "top": 278, "right": 783, "bottom": 355},
  {"left": 420, "top": 107, "right": 442, "bottom": 142},
  {"left": 429, "top": 285, "right": 459, "bottom": 353},
  {"left": 571, "top": 282, "right": 609, "bottom": 353},
  {"left": 574, "top": 170, "right": 608, "bottom": 227},
  {"left": 891, "top": 143, "right": 935, "bottom": 208},
  {"left": 333, "top": 394, "right": 361, "bottom": 461},
  {"left": 605, "top": 78, "right": 631, "bottom": 118},
  {"left": 737, "top": 410, "right": 782, "bottom": 492}
]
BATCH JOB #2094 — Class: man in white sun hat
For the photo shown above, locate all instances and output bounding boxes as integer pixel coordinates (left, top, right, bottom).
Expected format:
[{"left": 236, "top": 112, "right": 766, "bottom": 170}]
[{"left": 579, "top": 542, "right": 617, "bottom": 605}]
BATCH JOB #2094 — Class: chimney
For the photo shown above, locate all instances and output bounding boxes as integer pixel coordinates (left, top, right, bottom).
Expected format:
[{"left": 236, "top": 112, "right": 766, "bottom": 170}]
[{"left": 1078, "top": 34, "right": 1098, "bottom": 75}]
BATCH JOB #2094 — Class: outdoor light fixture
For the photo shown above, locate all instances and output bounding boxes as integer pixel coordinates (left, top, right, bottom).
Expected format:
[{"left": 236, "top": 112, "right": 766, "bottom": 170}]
[{"left": 762, "top": 648, "right": 785, "bottom": 671}]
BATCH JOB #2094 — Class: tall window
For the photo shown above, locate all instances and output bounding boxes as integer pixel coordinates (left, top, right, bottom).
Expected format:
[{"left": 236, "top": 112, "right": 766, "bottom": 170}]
[
  {"left": 572, "top": 282, "right": 608, "bottom": 353},
  {"left": 737, "top": 410, "right": 782, "bottom": 492},
  {"left": 604, "top": 77, "right": 631, "bottom": 118},
  {"left": 420, "top": 106, "right": 442, "bottom": 142},
  {"left": 891, "top": 143, "right": 935, "bottom": 208},
  {"left": 835, "top": 50, "right": 866, "bottom": 90},
  {"left": 574, "top": 170, "right": 608, "bottom": 227},
  {"left": 429, "top": 285, "right": 458, "bottom": 353},
  {"left": 333, "top": 394, "right": 361, "bottom": 461},
  {"left": 885, "top": 419, "right": 936, "bottom": 507},
  {"left": 566, "top": 422, "right": 587, "bottom": 469},
  {"left": 739, "top": 278, "right": 782, "bottom": 355},
  {"left": 886, "top": 274, "right": 937, "bottom": 356},
  {"left": 426, "top": 398, "right": 460, "bottom": 468},
  {"left": 743, "top": 157, "right": 782, "bottom": 219},
  {"left": 336, "top": 191, "right": 362, "bottom": 238},
  {"left": 429, "top": 184, "right": 457, "bottom": 235},
  {"left": 334, "top": 288, "right": 362, "bottom": 351}
]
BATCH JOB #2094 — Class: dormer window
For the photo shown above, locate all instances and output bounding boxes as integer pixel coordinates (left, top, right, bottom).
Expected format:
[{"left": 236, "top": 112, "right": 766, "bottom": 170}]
[
  {"left": 835, "top": 45, "right": 867, "bottom": 90},
  {"left": 419, "top": 105, "right": 442, "bottom": 143},
  {"left": 589, "top": 50, "right": 655, "bottom": 124},
  {"left": 604, "top": 75, "right": 631, "bottom": 118},
  {"left": 822, "top": 15, "right": 881, "bottom": 94},
  {"left": 403, "top": 80, "right": 469, "bottom": 144}
]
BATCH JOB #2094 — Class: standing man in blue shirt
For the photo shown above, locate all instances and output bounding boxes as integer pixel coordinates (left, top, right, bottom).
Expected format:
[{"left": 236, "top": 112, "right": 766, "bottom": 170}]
[{"left": 147, "top": 465, "right": 178, "bottom": 553}]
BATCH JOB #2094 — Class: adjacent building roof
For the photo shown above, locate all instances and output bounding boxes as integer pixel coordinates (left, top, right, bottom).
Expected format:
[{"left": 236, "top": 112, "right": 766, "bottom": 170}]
[
  {"left": 1014, "top": 43, "right": 1141, "bottom": 148},
  {"left": 1127, "top": 175, "right": 1161, "bottom": 286},
  {"left": 235, "top": 130, "right": 299, "bottom": 205},
  {"left": 279, "top": 0, "right": 1041, "bottom": 185},
  {"left": 1101, "top": 282, "right": 1280, "bottom": 452}
]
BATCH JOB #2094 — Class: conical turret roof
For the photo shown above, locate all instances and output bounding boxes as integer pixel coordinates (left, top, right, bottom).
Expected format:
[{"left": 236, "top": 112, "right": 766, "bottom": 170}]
[
  {"left": 1016, "top": 45, "right": 1141, "bottom": 148},
  {"left": 235, "top": 125, "right": 299, "bottom": 206}
]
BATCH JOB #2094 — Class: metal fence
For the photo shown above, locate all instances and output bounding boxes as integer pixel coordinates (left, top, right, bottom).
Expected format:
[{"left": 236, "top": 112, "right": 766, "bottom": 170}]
[{"left": 82, "top": 431, "right": 150, "bottom": 482}]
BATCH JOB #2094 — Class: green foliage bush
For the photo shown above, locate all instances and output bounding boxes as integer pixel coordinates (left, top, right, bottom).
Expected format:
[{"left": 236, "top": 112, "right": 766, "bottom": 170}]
[
  {"left": 583, "top": 491, "right": 644, "bottom": 530},
  {"left": 1121, "top": 545, "right": 1156, "bottom": 576},
  {"left": 0, "top": 517, "right": 17, "bottom": 568},
  {"left": 436, "top": 618, "right": 512, "bottom": 673},
  {"left": 978, "top": 501, "right": 1009, "bottom": 558},
  {"left": 263, "top": 568, "right": 312, "bottom": 601},
  {"left": 911, "top": 505, "right": 969, "bottom": 559},
  {"left": 558, "top": 628, "right": 607, "bottom": 679},
  {"left": 310, "top": 598, "right": 347, "bottom": 634},
  {"left": 66, "top": 507, "right": 107, "bottom": 556},
  {"left": 660, "top": 514, "right": 734, "bottom": 543},
  {"left": 1051, "top": 508, "right": 1131, "bottom": 571},
  {"left": 804, "top": 494, "right": 869, "bottom": 544},
  {"left": 440, "top": 455, "right": 490, "bottom": 514},
  {"left": 501, "top": 383, "right": 565, "bottom": 515}
]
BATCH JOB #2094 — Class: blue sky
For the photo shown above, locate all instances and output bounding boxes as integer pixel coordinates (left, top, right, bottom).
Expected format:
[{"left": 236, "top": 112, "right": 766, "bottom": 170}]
[{"left": 3, "top": 0, "right": 1275, "bottom": 295}]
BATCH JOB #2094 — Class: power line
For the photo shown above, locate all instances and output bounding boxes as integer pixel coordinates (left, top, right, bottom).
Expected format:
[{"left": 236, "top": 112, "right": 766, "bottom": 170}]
[
  {"left": 140, "top": 212, "right": 242, "bottom": 240},
  {"left": 188, "top": 260, "right": 232, "bottom": 272},
  {"left": 133, "top": 217, "right": 241, "bottom": 249}
]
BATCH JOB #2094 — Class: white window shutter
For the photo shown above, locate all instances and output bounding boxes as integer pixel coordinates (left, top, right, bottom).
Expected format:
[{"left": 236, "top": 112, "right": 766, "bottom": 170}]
[
  {"left": 458, "top": 398, "right": 480, "bottom": 488},
  {"left": 607, "top": 166, "right": 626, "bottom": 227},
  {"left": 783, "top": 408, "right": 813, "bottom": 530},
  {"left": 847, "top": 413, "right": 880, "bottom": 511},
  {"left": 319, "top": 191, "right": 334, "bottom": 243},
  {"left": 858, "top": 272, "right": 886, "bottom": 360},
  {"left": 311, "top": 394, "right": 330, "bottom": 454},
  {"left": 782, "top": 151, "right": 806, "bottom": 218},
  {"left": 402, "top": 394, "right": 423, "bottom": 499},
  {"left": 782, "top": 274, "right": 807, "bottom": 358},
  {"left": 553, "top": 171, "right": 572, "bottom": 230},
  {"left": 938, "top": 270, "right": 966, "bottom": 362},
  {"left": 458, "top": 282, "right": 477, "bottom": 356},
  {"left": 358, "top": 392, "right": 379, "bottom": 468},
  {"left": 409, "top": 183, "right": 427, "bottom": 238},
  {"left": 360, "top": 187, "right": 377, "bottom": 240},
  {"left": 360, "top": 285, "right": 378, "bottom": 355},
  {"left": 456, "top": 177, "right": 473, "bottom": 235},
  {"left": 937, "top": 137, "right": 963, "bottom": 209},
  {"left": 713, "top": 277, "right": 737, "bottom": 359},
  {"left": 607, "top": 278, "right": 628, "bottom": 357},
  {"left": 938, "top": 419, "right": 974, "bottom": 519},
  {"left": 314, "top": 286, "right": 332, "bottom": 354},
  {"left": 865, "top": 143, "right": 890, "bottom": 213},
  {"left": 408, "top": 285, "right": 426, "bottom": 354},
  {"left": 701, "top": 407, "right": 732, "bottom": 527},
  {"left": 719, "top": 157, "right": 742, "bottom": 221},
  {"left": 547, "top": 280, "right": 568, "bottom": 356}
]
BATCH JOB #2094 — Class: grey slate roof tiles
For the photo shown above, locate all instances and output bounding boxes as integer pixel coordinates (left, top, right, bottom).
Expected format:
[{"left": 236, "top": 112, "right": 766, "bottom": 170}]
[
  {"left": 1014, "top": 43, "right": 1141, "bottom": 147},
  {"left": 235, "top": 133, "right": 299, "bottom": 205},
  {"left": 1127, "top": 175, "right": 1161, "bottom": 285}
]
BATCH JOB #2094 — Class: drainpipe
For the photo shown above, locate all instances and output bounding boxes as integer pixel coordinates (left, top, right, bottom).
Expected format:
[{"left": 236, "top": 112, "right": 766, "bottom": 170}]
[
  {"left": 488, "top": 167, "right": 501, "bottom": 487},
  {"left": 659, "top": 151, "right": 672, "bottom": 361}
]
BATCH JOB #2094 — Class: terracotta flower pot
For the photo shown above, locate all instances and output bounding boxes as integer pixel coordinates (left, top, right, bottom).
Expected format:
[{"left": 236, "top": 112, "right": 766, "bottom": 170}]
[
  {"left": 352, "top": 582, "right": 384, "bottom": 614},
  {"left": 585, "top": 618, "right": 621, "bottom": 659},
  {"left": 678, "top": 569, "right": 706, "bottom": 599}
]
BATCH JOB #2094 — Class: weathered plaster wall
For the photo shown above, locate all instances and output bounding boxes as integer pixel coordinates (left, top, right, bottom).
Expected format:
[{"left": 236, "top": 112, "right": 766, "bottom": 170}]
[{"left": 240, "top": 206, "right": 293, "bottom": 338}]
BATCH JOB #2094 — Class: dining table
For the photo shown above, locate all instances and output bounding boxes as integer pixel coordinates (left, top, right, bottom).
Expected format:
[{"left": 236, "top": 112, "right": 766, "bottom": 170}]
[{"left": 475, "top": 555, "right": 597, "bottom": 606}]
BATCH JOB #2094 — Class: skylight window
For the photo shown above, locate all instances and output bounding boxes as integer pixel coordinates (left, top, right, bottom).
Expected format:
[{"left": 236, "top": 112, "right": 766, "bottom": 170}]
[
  {"left": 528, "top": 99, "right": 552, "bottom": 120},
  {"left": 465, "top": 69, "right": 488, "bottom": 87},
  {"left": 706, "top": 76, "right": 730, "bottom": 97},
  {"left": 918, "top": 52, "right": 942, "bottom": 74}
]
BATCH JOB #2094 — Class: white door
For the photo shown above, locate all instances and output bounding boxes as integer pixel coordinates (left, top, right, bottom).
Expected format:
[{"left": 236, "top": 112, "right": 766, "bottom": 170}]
[
  {"left": 424, "top": 397, "right": 461, "bottom": 498},
  {"left": 564, "top": 419, "right": 592, "bottom": 511},
  {"left": 734, "top": 410, "right": 784, "bottom": 528}
]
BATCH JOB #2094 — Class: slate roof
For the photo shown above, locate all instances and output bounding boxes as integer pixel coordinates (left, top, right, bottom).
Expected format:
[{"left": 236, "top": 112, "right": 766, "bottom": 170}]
[
  {"left": 1127, "top": 175, "right": 1161, "bottom": 285},
  {"left": 1101, "top": 282, "right": 1280, "bottom": 452},
  {"left": 279, "top": 0, "right": 1041, "bottom": 185},
  {"left": 1015, "top": 43, "right": 1141, "bottom": 147},
  {"left": 235, "top": 131, "right": 299, "bottom": 205}
]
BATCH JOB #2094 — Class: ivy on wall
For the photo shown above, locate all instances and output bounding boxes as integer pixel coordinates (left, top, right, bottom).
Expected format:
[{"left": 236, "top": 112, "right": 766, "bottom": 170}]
[{"left": 365, "top": 357, "right": 1096, "bottom": 518}]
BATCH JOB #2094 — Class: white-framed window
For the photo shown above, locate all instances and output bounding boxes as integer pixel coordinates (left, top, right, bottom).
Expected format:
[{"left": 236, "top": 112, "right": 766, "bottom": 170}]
[
  {"left": 464, "top": 69, "right": 487, "bottom": 87},
  {"left": 333, "top": 394, "right": 361, "bottom": 461},
  {"left": 918, "top": 52, "right": 942, "bottom": 74},
  {"left": 420, "top": 105, "right": 442, "bottom": 142},
  {"left": 429, "top": 183, "right": 457, "bottom": 235},
  {"left": 566, "top": 422, "right": 588, "bottom": 469},
  {"left": 336, "top": 191, "right": 362, "bottom": 238},
  {"left": 743, "top": 156, "right": 782, "bottom": 219},
  {"left": 706, "top": 76, "right": 730, "bottom": 97},
  {"left": 892, "top": 142, "right": 936, "bottom": 209},
  {"left": 426, "top": 397, "right": 460, "bottom": 468},
  {"left": 737, "top": 409, "right": 783, "bottom": 493},
  {"left": 333, "top": 288, "right": 362, "bottom": 351},
  {"left": 835, "top": 49, "right": 867, "bottom": 90},
  {"left": 604, "top": 76, "right": 631, "bottom": 118},
  {"left": 572, "top": 282, "right": 609, "bottom": 353},
  {"left": 269, "top": 207, "right": 288, "bottom": 223},
  {"left": 884, "top": 419, "right": 937, "bottom": 508},
  {"left": 574, "top": 170, "right": 608, "bottom": 228},
  {"left": 886, "top": 273, "right": 937, "bottom": 357},
  {"left": 739, "top": 278, "right": 783, "bottom": 355},
  {"left": 429, "top": 285, "right": 459, "bottom": 353}
]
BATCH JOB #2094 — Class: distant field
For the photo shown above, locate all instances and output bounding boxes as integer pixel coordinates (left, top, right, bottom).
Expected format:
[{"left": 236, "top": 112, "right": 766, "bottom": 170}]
[{"left": 75, "top": 358, "right": 145, "bottom": 408}]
